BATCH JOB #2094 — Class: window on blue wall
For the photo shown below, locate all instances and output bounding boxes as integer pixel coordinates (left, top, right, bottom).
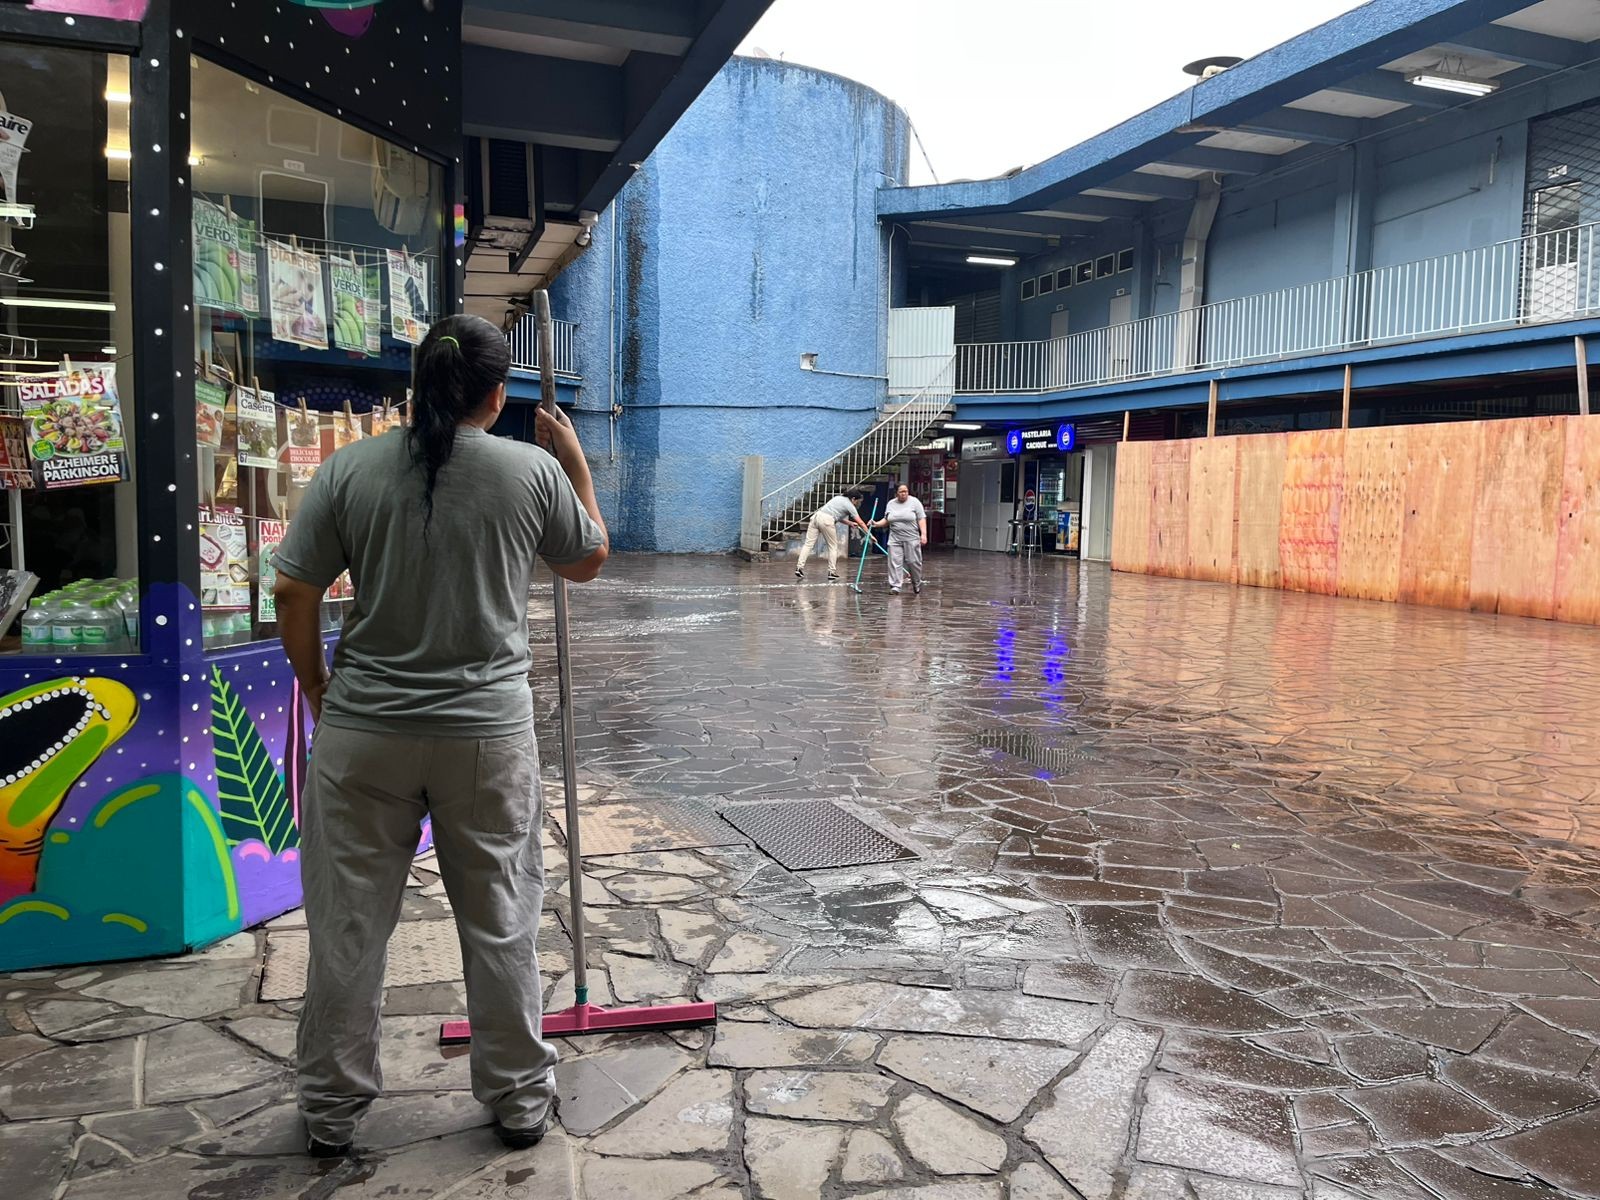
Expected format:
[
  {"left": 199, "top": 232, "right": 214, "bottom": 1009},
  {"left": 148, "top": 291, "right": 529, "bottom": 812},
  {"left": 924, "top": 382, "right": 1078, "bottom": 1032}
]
[
  {"left": 1117, "top": 248, "right": 1134, "bottom": 273},
  {"left": 1020, "top": 278, "right": 1036, "bottom": 301},
  {"left": 1095, "top": 255, "right": 1115, "bottom": 279},
  {"left": 1056, "top": 268, "right": 1072, "bottom": 290},
  {"left": 1076, "top": 262, "right": 1094, "bottom": 285},
  {"left": 1038, "top": 274, "right": 1055, "bottom": 296}
]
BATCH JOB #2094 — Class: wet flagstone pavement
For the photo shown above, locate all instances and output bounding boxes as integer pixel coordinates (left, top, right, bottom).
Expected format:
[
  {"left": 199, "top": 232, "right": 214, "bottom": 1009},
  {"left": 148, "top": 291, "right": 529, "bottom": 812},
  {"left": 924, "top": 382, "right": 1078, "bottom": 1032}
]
[{"left": 4, "top": 550, "right": 1600, "bottom": 1198}]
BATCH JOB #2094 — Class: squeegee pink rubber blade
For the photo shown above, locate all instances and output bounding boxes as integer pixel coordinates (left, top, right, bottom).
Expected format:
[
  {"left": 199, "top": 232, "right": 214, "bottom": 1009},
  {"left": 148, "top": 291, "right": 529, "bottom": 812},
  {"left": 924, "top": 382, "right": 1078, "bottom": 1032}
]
[{"left": 439, "top": 1001, "right": 717, "bottom": 1045}]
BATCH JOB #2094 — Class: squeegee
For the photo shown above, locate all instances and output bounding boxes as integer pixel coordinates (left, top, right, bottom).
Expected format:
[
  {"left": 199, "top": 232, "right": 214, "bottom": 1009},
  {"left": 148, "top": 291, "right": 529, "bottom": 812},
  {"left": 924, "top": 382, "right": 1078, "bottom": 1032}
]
[
  {"left": 849, "top": 498, "right": 879, "bottom": 594},
  {"left": 440, "top": 291, "right": 716, "bottom": 1046}
]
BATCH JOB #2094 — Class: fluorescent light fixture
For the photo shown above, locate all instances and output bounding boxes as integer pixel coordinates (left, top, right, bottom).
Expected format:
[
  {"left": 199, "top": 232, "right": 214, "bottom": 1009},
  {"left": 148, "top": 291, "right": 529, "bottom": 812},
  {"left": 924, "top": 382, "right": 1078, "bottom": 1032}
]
[
  {"left": 943, "top": 422, "right": 984, "bottom": 431},
  {"left": 104, "top": 89, "right": 132, "bottom": 103},
  {"left": 0, "top": 203, "right": 33, "bottom": 220},
  {"left": 0, "top": 357, "right": 53, "bottom": 367},
  {"left": 966, "top": 254, "right": 1018, "bottom": 267},
  {"left": 100, "top": 346, "right": 118, "bottom": 355},
  {"left": 105, "top": 146, "right": 131, "bottom": 161},
  {"left": 0, "top": 296, "right": 117, "bottom": 312},
  {"left": 1407, "top": 71, "right": 1498, "bottom": 97}
]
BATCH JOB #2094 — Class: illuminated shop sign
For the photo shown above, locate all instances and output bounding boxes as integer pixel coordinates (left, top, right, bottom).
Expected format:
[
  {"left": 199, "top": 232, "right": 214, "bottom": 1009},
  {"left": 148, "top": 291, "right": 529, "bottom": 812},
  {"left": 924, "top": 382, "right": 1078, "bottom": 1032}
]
[{"left": 1008, "top": 424, "right": 1077, "bottom": 454}]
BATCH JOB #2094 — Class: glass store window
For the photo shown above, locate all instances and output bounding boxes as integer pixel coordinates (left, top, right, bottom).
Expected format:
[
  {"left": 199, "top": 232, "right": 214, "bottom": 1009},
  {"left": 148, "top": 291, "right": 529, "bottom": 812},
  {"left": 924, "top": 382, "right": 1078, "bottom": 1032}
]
[
  {"left": 1, "top": 43, "right": 140, "bottom": 656},
  {"left": 187, "top": 58, "right": 443, "bottom": 649}
]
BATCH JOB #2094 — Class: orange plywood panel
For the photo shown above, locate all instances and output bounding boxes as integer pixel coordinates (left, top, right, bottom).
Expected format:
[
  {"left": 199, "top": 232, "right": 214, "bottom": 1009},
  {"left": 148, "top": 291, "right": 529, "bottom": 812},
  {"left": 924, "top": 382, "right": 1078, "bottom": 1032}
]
[
  {"left": 1112, "top": 441, "right": 1153, "bottom": 574},
  {"left": 1336, "top": 427, "right": 1407, "bottom": 603},
  {"left": 1469, "top": 417, "right": 1564, "bottom": 619},
  {"left": 1398, "top": 421, "right": 1481, "bottom": 611},
  {"left": 1235, "top": 434, "right": 1287, "bottom": 589},
  {"left": 1149, "top": 439, "right": 1191, "bottom": 577},
  {"left": 1556, "top": 416, "right": 1600, "bottom": 625},
  {"left": 1186, "top": 438, "right": 1238, "bottom": 582},
  {"left": 1278, "top": 430, "right": 1344, "bottom": 595}
]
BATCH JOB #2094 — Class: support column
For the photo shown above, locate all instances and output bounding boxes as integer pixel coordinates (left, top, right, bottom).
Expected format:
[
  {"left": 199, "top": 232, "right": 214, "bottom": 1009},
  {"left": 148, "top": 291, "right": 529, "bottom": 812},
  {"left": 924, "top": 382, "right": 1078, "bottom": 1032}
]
[
  {"left": 1206, "top": 380, "right": 1218, "bottom": 438},
  {"left": 1578, "top": 337, "right": 1591, "bottom": 417},
  {"left": 1342, "top": 364, "right": 1354, "bottom": 429}
]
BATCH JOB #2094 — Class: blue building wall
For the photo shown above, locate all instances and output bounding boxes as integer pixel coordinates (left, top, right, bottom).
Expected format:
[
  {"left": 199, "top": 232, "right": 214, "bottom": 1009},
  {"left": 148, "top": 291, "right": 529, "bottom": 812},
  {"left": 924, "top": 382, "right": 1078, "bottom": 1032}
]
[{"left": 552, "top": 57, "right": 909, "bottom": 552}]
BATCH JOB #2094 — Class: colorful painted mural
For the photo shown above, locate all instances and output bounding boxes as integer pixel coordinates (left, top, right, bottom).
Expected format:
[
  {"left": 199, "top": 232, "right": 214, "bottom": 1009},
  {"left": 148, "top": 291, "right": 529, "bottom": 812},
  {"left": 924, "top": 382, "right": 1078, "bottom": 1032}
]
[
  {"left": 26, "top": 0, "right": 149, "bottom": 20},
  {"left": 0, "top": 642, "right": 314, "bottom": 968},
  {"left": 284, "top": 0, "right": 383, "bottom": 38}
]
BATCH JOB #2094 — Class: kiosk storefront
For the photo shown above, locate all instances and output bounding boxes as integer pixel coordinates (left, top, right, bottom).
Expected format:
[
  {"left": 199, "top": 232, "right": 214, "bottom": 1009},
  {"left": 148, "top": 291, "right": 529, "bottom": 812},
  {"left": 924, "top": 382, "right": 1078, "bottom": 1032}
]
[
  {"left": 1009, "top": 423, "right": 1082, "bottom": 554},
  {"left": 0, "top": 1, "right": 458, "bottom": 970},
  {"left": 957, "top": 423, "right": 1082, "bottom": 554}
]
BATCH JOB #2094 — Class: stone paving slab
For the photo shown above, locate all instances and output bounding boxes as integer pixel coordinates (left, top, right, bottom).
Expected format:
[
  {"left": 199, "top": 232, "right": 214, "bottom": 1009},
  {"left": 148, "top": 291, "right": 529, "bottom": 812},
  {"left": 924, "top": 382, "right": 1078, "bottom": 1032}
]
[{"left": 5, "top": 555, "right": 1600, "bottom": 1197}]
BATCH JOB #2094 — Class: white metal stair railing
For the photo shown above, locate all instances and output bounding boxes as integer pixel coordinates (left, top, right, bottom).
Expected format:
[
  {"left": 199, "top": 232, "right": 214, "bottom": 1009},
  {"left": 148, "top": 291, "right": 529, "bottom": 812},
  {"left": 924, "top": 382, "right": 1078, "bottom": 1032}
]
[
  {"left": 506, "top": 314, "right": 580, "bottom": 376},
  {"left": 955, "top": 222, "right": 1600, "bottom": 395},
  {"left": 759, "top": 356, "right": 955, "bottom": 550}
]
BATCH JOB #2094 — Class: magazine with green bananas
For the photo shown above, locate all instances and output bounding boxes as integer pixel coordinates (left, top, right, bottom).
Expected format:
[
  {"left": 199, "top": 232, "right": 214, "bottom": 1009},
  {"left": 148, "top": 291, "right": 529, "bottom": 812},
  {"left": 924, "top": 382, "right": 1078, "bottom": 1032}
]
[
  {"left": 329, "top": 255, "right": 370, "bottom": 355},
  {"left": 193, "top": 199, "right": 260, "bottom": 316}
]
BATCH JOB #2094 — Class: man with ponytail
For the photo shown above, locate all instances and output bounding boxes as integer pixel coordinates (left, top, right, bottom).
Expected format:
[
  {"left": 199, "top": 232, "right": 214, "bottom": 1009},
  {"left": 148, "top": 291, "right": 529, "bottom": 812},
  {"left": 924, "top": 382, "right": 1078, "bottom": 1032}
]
[{"left": 272, "top": 314, "right": 608, "bottom": 1158}]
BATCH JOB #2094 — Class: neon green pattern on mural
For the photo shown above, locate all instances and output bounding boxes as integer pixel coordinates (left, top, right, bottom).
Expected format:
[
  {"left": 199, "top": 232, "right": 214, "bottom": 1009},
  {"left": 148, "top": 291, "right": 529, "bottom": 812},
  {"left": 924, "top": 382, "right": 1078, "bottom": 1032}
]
[{"left": 210, "top": 666, "right": 299, "bottom": 854}]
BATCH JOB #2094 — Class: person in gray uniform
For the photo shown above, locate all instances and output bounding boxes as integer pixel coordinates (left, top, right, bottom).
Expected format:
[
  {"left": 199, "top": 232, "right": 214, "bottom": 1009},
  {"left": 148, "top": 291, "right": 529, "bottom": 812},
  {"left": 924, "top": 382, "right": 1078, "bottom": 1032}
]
[
  {"left": 795, "top": 489, "right": 870, "bottom": 580},
  {"left": 271, "top": 315, "right": 608, "bottom": 1160},
  {"left": 874, "top": 483, "right": 928, "bottom": 595}
]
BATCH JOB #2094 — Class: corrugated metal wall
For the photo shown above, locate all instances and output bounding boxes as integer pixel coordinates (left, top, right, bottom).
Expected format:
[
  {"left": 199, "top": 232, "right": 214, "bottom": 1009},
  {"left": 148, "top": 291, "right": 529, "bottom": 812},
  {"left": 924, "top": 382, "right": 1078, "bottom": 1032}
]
[{"left": 888, "top": 306, "right": 955, "bottom": 396}]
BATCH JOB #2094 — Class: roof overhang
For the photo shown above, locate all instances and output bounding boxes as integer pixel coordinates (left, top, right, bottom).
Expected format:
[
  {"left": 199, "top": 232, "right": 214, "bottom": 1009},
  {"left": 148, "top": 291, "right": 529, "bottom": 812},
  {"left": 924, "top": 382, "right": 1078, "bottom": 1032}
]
[
  {"left": 884, "top": 0, "right": 1600, "bottom": 273},
  {"left": 461, "top": 0, "right": 774, "bottom": 321}
]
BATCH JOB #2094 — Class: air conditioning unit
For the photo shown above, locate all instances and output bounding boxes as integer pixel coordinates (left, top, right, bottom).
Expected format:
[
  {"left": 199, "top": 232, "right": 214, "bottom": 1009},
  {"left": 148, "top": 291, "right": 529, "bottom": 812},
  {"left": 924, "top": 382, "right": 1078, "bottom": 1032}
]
[
  {"left": 465, "top": 137, "right": 545, "bottom": 271},
  {"left": 372, "top": 143, "right": 431, "bottom": 237}
]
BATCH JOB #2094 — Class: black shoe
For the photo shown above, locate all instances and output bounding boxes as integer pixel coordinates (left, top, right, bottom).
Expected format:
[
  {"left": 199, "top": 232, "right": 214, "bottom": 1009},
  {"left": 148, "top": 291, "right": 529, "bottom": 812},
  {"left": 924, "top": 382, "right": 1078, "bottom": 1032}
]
[
  {"left": 307, "top": 1136, "right": 352, "bottom": 1159},
  {"left": 827, "top": 571, "right": 840, "bottom": 581},
  {"left": 493, "top": 1116, "right": 549, "bottom": 1150},
  {"left": 794, "top": 568, "right": 805, "bottom": 579},
  {"left": 913, "top": 582, "right": 922, "bottom": 594}
]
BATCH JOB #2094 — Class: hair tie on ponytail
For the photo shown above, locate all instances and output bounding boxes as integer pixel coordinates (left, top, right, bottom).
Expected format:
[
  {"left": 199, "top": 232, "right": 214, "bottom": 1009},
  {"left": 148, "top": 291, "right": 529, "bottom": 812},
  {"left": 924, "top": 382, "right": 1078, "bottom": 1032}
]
[{"left": 439, "top": 335, "right": 460, "bottom": 348}]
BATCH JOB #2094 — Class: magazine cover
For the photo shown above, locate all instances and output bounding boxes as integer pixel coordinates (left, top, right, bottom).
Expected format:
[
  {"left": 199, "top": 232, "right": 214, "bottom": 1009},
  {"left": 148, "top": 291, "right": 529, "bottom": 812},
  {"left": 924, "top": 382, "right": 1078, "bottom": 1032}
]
[
  {"left": 236, "top": 386, "right": 279, "bottom": 469},
  {"left": 17, "top": 365, "right": 126, "bottom": 489},
  {"left": 268, "top": 241, "right": 330, "bottom": 350},
  {"left": 329, "top": 255, "right": 370, "bottom": 354},
  {"left": 385, "top": 248, "right": 429, "bottom": 345}
]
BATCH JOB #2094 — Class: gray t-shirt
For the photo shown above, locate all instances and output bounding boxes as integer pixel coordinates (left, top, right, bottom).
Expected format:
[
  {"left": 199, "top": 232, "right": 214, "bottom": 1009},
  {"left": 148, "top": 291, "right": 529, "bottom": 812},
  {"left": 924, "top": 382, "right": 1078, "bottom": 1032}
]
[
  {"left": 272, "top": 426, "right": 605, "bottom": 737},
  {"left": 884, "top": 496, "right": 926, "bottom": 540},
  {"left": 819, "top": 495, "right": 857, "bottom": 522}
]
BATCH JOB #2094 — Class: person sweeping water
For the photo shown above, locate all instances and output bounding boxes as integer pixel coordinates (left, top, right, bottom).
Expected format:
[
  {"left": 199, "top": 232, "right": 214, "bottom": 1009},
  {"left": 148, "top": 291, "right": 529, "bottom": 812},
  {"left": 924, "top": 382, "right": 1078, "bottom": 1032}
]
[
  {"left": 271, "top": 314, "right": 608, "bottom": 1159},
  {"left": 795, "top": 490, "right": 871, "bottom": 581},
  {"left": 873, "top": 483, "right": 928, "bottom": 595}
]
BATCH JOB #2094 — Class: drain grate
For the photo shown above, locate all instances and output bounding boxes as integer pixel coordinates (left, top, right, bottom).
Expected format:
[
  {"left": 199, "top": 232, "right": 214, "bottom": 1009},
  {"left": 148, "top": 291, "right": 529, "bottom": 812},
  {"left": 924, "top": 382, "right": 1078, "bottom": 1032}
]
[
  {"left": 721, "top": 800, "right": 916, "bottom": 871},
  {"left": 975, "top": 729, "right": 1095, "bottom": 771},
  {"left": 553, "top": 798, "right": 748, "bottom": 857}
]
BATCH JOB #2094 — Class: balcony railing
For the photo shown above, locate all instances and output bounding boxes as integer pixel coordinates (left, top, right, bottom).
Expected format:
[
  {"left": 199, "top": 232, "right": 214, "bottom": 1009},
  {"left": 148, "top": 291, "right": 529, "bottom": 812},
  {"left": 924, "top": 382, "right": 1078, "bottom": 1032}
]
[
  {"left": 507, "top": 315, "right": 580, "bottom": 377},
  {"left": 956, "top": 223, "right": 1600, "bottom": 395}
]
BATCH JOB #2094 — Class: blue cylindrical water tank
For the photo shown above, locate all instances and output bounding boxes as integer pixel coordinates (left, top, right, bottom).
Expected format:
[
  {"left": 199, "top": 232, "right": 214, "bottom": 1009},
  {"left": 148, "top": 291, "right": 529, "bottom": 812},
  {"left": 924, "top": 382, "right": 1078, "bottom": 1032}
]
[{"left": 553, "top": 56, "right": 911, "bottom": 552}]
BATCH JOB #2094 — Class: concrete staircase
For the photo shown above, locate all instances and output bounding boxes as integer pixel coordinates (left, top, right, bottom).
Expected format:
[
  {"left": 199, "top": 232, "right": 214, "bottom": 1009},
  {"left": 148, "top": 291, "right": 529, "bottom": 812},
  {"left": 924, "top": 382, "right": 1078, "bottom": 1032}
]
[{"left": 758, "top": 359, "right": 955, "bottom": 551}]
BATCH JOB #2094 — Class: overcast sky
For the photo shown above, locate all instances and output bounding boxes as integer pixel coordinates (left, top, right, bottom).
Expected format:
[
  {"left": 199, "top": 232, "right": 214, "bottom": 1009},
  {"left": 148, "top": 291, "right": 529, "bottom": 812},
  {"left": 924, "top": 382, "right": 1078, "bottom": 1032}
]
[{"left": 738, "top": 0, "right": 1369, "bottom": 186}]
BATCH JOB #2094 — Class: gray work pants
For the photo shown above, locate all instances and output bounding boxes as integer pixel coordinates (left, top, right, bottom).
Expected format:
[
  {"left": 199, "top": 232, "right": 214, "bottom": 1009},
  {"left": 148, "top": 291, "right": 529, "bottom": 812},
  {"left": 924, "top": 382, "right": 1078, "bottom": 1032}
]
[
  {"left": 887, "top": 536, "right": 923, "bottom": 591},
  {"left": 296, "top": 724, "right": 556, "bottom": 1144}
]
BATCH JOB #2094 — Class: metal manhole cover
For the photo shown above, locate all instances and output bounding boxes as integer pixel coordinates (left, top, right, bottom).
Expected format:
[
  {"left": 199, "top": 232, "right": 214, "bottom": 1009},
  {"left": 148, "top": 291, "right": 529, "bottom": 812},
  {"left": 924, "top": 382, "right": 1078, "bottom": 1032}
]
[
  {"left": 721, "top": 800, "right": 916, "bottom": 871},
  {"left": 553, "top": 798, "right": 748, "bottom": 857},
  {"left": 975, "top": 729, "right": 1095, "bottom": 771}
]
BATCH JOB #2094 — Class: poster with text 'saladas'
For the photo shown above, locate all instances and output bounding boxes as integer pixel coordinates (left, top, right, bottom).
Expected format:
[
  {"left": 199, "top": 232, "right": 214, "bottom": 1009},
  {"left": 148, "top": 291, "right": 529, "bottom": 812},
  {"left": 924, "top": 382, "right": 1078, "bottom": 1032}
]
[
  {"left": 268, "top": 241, "right": 329, "bottom": 350},
  {"left": 385, "top": 249, "right": 429, "bottom": 345},
  {"left": 17, "top": 366, "right": 126, "bottom": 489},
  {"left": 0, "top": 110, "right": 31, "bottom": 206},
  {"left": 235, "top": 385, "right": 279, "bottom": 469}
]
